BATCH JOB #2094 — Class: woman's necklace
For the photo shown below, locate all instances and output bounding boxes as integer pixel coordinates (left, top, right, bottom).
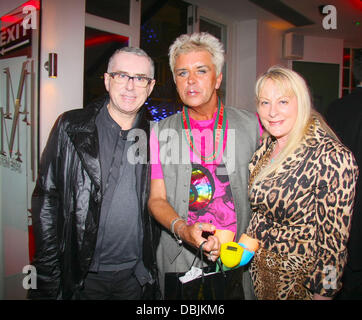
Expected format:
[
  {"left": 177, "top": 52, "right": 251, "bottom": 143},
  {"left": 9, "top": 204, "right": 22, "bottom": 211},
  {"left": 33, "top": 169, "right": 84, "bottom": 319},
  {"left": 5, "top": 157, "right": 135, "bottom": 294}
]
[
  {"left": 181, "top": 98, "right": 227, "bottom": 162},
  {"left": 249, "top": 139, "right": 275, "bottom": 189},
  {"left": 270, "top": 141, "right": 282, "bottom": 164}
]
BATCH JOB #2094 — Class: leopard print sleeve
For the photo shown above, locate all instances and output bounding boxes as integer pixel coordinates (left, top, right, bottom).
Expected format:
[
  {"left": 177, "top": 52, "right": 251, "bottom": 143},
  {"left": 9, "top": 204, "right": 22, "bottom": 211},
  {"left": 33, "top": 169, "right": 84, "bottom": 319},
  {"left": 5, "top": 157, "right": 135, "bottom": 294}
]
[{"left": 303, "top": 140, "right": 359, "bottom": 297}]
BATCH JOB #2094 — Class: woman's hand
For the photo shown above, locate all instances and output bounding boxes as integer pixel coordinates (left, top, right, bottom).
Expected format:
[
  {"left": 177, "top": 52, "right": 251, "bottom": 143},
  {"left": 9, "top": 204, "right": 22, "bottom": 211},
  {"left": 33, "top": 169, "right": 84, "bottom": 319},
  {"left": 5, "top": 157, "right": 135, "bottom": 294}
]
[{"left": 313, "top": 293, "right": 332, "bottom": 300}]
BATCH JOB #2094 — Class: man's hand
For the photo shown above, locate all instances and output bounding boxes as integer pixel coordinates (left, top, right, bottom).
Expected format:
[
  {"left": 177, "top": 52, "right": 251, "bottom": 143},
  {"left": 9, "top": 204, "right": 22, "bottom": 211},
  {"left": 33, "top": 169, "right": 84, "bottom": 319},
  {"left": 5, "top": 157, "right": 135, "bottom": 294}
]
[
  {"left": 176, "top": 221, "right": 220, "bottom": 261},
  {"left": 148, "top": 179, "right": 220, "bottom": 261}
]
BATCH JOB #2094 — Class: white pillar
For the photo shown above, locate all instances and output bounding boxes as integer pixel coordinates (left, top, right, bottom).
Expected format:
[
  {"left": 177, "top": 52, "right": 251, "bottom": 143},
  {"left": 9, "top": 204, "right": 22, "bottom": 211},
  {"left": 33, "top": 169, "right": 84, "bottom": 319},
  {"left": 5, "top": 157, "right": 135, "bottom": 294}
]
[{"left": 39, "top": 0, "right": 86, "bottom": 153}]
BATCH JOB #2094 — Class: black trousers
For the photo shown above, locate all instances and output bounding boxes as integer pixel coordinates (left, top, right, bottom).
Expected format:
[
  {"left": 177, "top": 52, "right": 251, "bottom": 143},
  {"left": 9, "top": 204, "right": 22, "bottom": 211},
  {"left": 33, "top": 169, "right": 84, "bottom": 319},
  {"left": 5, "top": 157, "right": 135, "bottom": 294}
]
[{"left": 79, "top": 269, "right": 142, "bottom": 300}]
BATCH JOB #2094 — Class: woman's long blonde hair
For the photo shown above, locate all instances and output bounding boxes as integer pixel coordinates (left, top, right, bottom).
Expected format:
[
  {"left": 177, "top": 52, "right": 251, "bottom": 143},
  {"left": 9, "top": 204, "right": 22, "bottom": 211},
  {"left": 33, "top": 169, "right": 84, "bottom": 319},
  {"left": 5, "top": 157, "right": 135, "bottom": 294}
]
[{"left": 252, "top": 66, "right": 339, "bottom": 187}]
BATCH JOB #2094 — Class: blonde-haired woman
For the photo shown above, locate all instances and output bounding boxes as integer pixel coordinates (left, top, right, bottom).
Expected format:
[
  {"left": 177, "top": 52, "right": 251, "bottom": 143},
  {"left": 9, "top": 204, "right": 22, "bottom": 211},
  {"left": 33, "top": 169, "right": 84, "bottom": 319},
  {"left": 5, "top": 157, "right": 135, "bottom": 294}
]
[{"left": 247, "top": 66, "right": 359, "bottom": 300}]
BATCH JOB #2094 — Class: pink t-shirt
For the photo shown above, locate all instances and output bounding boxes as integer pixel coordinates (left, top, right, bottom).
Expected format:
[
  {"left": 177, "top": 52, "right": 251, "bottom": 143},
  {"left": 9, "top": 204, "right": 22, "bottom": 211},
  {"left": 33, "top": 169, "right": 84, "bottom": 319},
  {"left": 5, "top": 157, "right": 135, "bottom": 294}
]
[{"left": 150, "top": 111, "right": 237, "bottom": 235}]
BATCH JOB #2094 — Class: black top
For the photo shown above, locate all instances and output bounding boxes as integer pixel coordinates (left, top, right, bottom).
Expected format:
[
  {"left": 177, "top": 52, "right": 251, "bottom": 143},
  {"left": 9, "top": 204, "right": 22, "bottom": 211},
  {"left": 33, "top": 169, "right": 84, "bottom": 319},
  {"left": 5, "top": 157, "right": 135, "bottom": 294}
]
[{"left": 90, "top": 103, "right": 145, "bottom": 278}]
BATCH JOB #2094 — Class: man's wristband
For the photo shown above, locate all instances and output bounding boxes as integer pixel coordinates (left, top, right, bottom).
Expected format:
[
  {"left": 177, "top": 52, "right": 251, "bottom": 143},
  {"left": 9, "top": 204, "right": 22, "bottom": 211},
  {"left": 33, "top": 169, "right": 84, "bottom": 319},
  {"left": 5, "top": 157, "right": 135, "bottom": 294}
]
[{"left": 170, "top": 217, "right": 185, "bottom": 245}]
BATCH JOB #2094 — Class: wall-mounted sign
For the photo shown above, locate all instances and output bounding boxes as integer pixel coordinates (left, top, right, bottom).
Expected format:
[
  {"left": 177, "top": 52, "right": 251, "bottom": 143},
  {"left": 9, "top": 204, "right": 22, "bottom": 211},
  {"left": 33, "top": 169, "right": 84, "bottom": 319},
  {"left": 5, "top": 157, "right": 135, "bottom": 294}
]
[
  {"left": 0, "top": 59, "right": 34, "bottom": 172},
  {"left": 0, "top": 20, "right": 31, "bottom": 56},
  {"left": 0, "top": 0, "right": 39, "bottom": 58}
]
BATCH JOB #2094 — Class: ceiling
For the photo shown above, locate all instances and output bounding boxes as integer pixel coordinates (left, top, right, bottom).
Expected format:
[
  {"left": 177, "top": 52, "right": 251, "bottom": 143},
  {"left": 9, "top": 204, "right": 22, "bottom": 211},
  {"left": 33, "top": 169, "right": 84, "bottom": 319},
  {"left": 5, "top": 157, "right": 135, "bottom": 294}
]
[{"left": 190, "top": 0, "right": 362, "bottom": 47}]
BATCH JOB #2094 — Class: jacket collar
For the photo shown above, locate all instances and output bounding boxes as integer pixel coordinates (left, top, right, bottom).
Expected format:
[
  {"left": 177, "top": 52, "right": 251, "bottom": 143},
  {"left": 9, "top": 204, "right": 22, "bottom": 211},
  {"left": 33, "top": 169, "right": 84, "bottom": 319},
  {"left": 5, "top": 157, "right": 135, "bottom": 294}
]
[
  {"left": 66, "top": 95, "right": 152, "bottom": 136},
  {"left": 262, "top": 116, "right": 327, "bottom": 175},
  {"left": 265, "top": 116, "right": 326, "bottom": 148},
  {"left": 66, "top": 95, "right": 106, "bottom": 134},
  {"left": 65, "top": 96, "right": 106, "bottom": 191}
]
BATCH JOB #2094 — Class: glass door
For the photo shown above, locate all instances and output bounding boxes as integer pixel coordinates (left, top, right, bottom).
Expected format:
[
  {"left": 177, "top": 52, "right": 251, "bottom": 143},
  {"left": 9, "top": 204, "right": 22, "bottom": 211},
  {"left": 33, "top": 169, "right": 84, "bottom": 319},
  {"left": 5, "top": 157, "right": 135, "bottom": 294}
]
[
  {"left": 187, "top": 4, "right": 228, "bottom": 104},
  {"left": 0, "top": 1, "right": 40, "bottom": 300},
  {"left": 140, "top": 0, "right": 188, "bottom": 120},
  {"left": 83, "top": 0, "right": 140, "bottom": 106},
  {"left": 0, "top": 56, "right": 36, "bottom": 300},
  {"left": 84, "top": 27, "right": 129, "bottom": 106}
]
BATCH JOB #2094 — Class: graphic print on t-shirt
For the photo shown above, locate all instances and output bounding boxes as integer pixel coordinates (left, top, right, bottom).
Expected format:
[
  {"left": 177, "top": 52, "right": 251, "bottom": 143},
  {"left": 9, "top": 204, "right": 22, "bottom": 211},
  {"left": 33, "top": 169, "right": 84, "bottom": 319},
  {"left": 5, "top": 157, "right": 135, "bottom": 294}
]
[{"left": 187, "top": 162, "right": 236, "bottom": 234}]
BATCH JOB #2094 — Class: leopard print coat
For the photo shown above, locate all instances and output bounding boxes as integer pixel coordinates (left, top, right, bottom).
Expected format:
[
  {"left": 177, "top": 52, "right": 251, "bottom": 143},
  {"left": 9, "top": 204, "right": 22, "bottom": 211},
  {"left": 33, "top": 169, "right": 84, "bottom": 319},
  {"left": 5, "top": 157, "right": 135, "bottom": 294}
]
[{"left": 247, "top": 118, "right": 359, "bottom": 299}]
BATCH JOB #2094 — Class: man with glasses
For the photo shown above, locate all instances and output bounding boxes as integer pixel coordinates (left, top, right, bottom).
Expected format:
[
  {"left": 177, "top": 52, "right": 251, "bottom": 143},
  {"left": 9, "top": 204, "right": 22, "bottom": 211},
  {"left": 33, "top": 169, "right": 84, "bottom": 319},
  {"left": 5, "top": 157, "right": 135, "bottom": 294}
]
[{"left": 28, "top": 47, "right": 161, "bottom": 300}]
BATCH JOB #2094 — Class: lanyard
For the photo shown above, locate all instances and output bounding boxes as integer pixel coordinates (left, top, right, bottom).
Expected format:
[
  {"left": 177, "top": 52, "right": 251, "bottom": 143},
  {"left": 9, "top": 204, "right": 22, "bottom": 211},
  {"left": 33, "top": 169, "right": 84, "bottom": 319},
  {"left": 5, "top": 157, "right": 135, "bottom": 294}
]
[{"left": 181, "top": 98, "right": 226, "bottom": 162}]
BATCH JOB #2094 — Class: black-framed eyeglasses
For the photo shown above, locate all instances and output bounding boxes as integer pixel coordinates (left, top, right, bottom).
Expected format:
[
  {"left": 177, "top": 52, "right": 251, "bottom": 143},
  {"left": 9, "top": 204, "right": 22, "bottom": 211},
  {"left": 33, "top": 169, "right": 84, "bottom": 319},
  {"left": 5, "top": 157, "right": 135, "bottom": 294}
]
[{"left": 107, "top": 71, "right": 153, "bottom": 88}]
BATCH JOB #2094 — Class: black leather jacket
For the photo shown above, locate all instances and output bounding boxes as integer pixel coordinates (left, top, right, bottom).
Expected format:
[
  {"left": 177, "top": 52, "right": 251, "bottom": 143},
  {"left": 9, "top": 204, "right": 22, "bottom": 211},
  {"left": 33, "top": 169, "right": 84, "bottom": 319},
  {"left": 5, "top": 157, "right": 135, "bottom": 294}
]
[{"left": 28, "top": 96, "right": 160, "bottom": 299}]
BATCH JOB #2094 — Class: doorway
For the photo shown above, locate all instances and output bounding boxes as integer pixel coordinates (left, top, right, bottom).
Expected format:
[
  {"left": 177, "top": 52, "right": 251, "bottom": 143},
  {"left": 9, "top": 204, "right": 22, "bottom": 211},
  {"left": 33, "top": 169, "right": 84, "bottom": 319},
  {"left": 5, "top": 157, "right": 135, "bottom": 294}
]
[
  {"left": 84, "top": 27, "right": 129, "bottom": 106},
  {"left": 83, "top": 0, "right": 139, "bottom": 106},
  {"left": 293, "top": 61, "right": 339, "bottom": 115}
]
